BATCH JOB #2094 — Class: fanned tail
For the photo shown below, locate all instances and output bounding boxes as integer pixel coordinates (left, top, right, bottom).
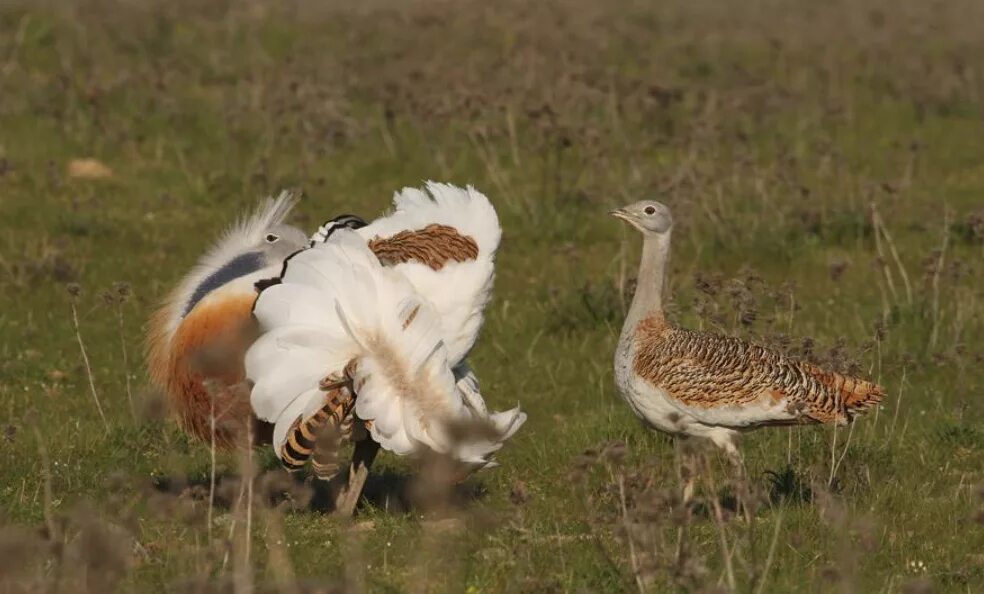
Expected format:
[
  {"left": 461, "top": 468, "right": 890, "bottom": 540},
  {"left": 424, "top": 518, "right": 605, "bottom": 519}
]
[{"left": 450, "top": 364, "right": 528, "bottom": 470}]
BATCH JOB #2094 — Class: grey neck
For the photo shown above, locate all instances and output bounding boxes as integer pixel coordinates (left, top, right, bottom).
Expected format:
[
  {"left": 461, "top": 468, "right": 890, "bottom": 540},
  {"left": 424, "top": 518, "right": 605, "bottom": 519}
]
[{"left": 622, "top": 231, "right": 671, "bottom": 336}]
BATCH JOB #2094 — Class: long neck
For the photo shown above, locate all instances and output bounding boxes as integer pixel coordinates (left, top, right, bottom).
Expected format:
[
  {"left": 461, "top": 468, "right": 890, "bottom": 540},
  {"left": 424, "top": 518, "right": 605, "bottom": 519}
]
[{"left": 623, "top": 231, "right": 671, "bottom": 332}]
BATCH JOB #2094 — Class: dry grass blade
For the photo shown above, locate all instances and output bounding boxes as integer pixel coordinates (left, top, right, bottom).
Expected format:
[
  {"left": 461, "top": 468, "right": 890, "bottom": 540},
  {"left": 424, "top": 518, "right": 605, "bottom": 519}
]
[
  {"left": 617, "top": 473, "right": 647, "bottom": 594},
  {"left": 870, "top": 202, "right": 914, "bottom": 307},
  {"left": 929, "top": 208, "right": 951, "bottom": 349},
  {"left": 67, "top": 285, "right": 109, "bottom": 432},
  {"left": 754, "top": 506, "right": 786, "bottom": 594},
  {"left": 112, "top": 283, "right": 136, "bottom": 421}
]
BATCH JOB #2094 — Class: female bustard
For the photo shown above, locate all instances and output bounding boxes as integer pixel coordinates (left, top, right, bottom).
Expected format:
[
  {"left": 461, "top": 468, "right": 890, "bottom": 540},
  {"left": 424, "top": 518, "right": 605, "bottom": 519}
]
[{"left": 611, "top": 200, "right": 883, "bottom": 462}]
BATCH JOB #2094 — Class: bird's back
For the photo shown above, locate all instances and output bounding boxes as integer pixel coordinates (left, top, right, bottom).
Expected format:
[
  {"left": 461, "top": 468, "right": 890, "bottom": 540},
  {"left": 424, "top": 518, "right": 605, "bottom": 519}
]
[{"left": 630, "top": 314, "right": 884, "bottom": 429}]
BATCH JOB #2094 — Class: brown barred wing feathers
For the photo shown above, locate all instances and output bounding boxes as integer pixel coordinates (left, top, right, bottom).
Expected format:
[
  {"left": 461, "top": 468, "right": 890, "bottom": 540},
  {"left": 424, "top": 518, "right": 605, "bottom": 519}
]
[
  {"left": 633, "top": 318, "right": 883, "bottom": 427},
  {"left": 368, "top": 224, "right": 480, "bottom": 271}
]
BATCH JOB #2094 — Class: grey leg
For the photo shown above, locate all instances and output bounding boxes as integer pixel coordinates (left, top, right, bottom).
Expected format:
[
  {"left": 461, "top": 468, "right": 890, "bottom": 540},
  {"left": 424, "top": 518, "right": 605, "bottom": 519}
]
[{"left": 334, "top": 437, "right": 380, "bottom": 517}]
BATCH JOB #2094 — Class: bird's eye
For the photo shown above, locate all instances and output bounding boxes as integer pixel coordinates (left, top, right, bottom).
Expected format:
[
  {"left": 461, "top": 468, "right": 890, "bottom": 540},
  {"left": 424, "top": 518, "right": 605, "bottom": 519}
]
[
  {"left": 265, "top": 233, "right": 280, "bottom": 243},
  {"left": 644, "top": 206, "right": 656, "bottom": 215}
]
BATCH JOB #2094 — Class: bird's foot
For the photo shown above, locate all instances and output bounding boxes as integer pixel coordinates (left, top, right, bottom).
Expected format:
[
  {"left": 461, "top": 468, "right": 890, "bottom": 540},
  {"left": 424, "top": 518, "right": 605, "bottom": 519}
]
[{"left": 333, "top": 436, "right": 380, "bottom": 517}]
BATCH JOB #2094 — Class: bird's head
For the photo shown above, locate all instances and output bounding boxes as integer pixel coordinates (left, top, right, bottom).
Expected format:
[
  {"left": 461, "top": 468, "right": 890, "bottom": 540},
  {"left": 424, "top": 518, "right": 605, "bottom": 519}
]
[
  {"left": 259, "top": 223, "right": 309, "bottom": 262},
  {"left": 169, "top": 192, "right": 308, "bottom": 322},
  {"left": 310, "top": 214, "right": 368, "bottom": 245},
  {"left": 610, "top": 200, "right": 673, "bottom": 236}
]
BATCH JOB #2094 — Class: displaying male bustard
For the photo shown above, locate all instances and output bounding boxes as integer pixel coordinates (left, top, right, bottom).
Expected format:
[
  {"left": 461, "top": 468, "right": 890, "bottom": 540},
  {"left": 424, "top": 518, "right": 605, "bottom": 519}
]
[
  {"left": 611, "top": 200, "right": 884, "bottom": 463},
  {"left": 247, "top": 183, "right": 525, "bottom": 512},
  {"left": 147, "top": 183, "right": 525, "bottom": 514}
]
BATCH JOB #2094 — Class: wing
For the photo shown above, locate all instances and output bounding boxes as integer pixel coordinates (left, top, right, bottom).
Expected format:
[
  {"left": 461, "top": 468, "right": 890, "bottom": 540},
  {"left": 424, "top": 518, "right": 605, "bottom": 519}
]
[
  {"left": 633, "top": 324, "right": 883, "bottom": 428},
  {"left": 355, "top": 182, "right": 501, "bottom": 366}
]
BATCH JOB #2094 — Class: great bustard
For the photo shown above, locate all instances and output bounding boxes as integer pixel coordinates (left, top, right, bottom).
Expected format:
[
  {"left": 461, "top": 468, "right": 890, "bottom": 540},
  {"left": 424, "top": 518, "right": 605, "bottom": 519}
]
[
  {"left": 611, "top": 200, "right": 884, "bottom": 465},
  {"left": 246, "top": 183, "right": 525, "bottom": 513},
  {"left": 147, "top": 183, "right": 525, "bottom": 515}
]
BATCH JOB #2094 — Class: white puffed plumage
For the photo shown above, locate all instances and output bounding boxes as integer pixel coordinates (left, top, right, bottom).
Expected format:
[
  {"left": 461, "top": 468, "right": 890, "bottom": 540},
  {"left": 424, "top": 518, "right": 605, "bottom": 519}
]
[{"left": 246, "top": 229, "right": 524, "bottom": 467}]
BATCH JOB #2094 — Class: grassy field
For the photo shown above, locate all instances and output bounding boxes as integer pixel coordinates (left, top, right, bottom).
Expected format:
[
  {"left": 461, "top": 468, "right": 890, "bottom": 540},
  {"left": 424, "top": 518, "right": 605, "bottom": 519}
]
[{"left": 2, "top": 0, "right": 984, "bottom": 591}]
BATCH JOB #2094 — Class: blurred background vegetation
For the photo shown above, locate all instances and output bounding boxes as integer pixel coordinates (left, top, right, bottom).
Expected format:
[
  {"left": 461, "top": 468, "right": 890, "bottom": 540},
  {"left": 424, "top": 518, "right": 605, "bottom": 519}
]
[{"left": 0, "top": 0, "right": 982, "bottom": 591}]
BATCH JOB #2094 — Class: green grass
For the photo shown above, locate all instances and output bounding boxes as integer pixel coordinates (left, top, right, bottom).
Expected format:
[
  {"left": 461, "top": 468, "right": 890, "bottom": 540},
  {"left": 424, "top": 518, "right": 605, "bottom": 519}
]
[{"left": 1, "top": 0, "right": 983, "bottom": 592}]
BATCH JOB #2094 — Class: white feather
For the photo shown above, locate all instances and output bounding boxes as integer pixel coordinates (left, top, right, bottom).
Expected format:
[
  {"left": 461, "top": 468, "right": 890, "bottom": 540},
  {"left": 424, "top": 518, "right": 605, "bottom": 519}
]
[
  {"left": 355, "top": 182, "right": 501, "bottom": 365},
  {"left": 246, "top": 324, "right": 354, "bottom": 422},
  {"left": 271, "top": 387, "right": 329, "bottom": 452},
  {"left": 449, "top": 364, "right": 528, "bottom": 469}
]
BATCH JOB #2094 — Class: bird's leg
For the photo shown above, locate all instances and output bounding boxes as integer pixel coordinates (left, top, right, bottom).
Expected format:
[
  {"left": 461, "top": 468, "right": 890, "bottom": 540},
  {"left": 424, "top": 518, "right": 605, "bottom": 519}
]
[
  {"left": 682, "top": 477, "right": 695, "bottom": 506},
  {"left": 724, "top": 443, "right": 746, "bottom": 474},
  {"left": 334, "top": 433, "right": 380, "bottom": 517},
  {"left": 674, "top": 437, "right": 696, "bottom": 506},
  {"left": 708, "top": 429, "right": 754, "bottom": 521},
  {"left": 329, "top": 359, "right": 381, "bottom": 517},
  {"left": 708, "top": 429, "right": 745, "bottom": 475},
  {"left": 721, "top": 439, "right": 754, "bottom": 523}
]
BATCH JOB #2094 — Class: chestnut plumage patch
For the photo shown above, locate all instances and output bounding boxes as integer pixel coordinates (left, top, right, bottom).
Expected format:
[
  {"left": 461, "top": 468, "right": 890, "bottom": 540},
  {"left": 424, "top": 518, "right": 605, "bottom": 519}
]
[{"left": 368, "top": 224, "right": 479, "bottom": 271}]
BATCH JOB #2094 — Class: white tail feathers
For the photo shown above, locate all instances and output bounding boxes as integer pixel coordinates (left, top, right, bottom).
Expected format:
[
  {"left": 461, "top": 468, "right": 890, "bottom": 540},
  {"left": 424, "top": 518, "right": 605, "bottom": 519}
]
[{"left": 348, "top": 296, "right": 461, "bottom": 456}]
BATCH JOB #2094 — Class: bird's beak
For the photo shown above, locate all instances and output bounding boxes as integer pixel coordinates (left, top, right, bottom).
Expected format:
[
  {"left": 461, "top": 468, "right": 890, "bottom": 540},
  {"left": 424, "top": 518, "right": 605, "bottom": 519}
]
[{"left": 609, "top": 208, "right": 632, "bottom": 222}]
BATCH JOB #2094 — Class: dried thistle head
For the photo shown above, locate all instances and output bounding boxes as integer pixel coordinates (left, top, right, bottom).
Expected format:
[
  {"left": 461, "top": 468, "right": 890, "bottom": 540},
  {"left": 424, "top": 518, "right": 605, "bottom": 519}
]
[
  {"left": 963, "top": 211, "right": 983, "bottom": 243},
  {"left": 509, "top": 480, "right": 530, "bottom": 505},
  {"left": 820, "top": 565, "right": 843, "bottom": 583},
  {"left": 136, "top": 386, "right": 167, "bottom": 424},
  {"left": 114, "top": 281, "right": 131, "bottom": 301},
  {"left": 101, "top": 281, "right": 133, "bottom": 306},
  {"left": 600, "top": 440, "right": 628, "bottom": 467},
  {"left": 258, "top": 469, "right": 314, "bottom": 511}
]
